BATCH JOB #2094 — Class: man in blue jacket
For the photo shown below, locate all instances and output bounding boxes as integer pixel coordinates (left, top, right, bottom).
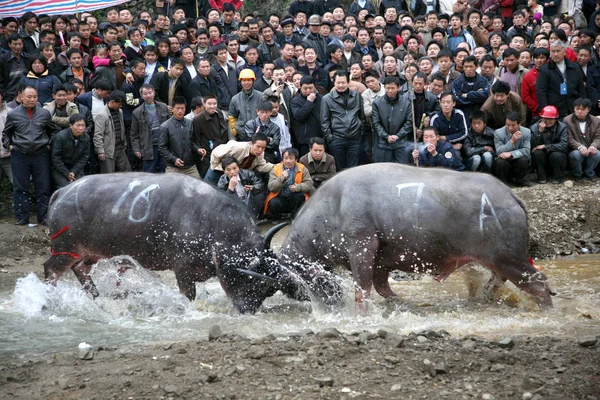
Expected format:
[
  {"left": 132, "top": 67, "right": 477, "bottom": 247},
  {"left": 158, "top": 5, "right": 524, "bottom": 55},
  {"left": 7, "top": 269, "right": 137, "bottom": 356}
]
[
  {"left": 452, "top": 55, "right": 490, "bottom": 123},
  {"left": 412, "top": 126, "right": 465, "bottom": 170}
]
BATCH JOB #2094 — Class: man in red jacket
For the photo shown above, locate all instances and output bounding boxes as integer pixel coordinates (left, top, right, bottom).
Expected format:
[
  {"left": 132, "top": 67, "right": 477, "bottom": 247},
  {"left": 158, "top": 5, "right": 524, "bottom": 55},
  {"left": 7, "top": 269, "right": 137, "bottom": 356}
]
[{"left": 521, "top": 47, "right": 549, "bottom": 123}]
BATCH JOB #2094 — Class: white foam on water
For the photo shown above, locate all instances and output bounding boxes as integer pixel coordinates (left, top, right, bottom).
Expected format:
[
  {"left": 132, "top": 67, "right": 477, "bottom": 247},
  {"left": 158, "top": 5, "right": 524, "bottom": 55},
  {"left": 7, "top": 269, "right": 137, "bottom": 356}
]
[{"left": 1, "top": 256, "right": 598, "bottom": 358}]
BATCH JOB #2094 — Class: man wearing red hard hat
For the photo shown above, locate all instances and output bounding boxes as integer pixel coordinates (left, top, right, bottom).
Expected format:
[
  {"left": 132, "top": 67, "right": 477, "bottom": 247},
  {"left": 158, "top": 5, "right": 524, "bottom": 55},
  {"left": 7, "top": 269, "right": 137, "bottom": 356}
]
[{"left": 530, "top": 105, "right": 569, "bottom": 184}]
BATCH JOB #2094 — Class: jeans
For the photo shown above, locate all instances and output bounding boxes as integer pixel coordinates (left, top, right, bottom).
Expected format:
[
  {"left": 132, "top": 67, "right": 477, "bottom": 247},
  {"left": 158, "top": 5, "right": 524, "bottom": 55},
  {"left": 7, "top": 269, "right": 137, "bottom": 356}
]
[
  {"left": 465, "top": 152, "right": 494, "bottom": 172},
  {"left": 328, "top": 137, "right": 362, "bottom": 171},
  {"left": 142, "top": 145, "right": 166, "bottom": 173},
  {"left": 11, "top": 150, "right": 51, "bottom": 222},
  {"left": 204, "top": 168, "right": 224, "bottom": 186},
  {"left": 569, "top": 150, "right": 600, "bottom": 178}
]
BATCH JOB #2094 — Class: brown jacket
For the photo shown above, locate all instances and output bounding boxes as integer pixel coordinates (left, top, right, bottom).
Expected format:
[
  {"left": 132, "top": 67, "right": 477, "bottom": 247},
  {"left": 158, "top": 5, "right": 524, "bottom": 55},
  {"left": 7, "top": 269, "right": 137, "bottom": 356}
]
[
  {"left": 480, "top": 92, "right": 527, "bottom": 130},
  {"left": 299, "top": 152, "right": 336, "bottom": 193},
  {"left": 564, "top": 113, "right": 600, "bottom": 150}
]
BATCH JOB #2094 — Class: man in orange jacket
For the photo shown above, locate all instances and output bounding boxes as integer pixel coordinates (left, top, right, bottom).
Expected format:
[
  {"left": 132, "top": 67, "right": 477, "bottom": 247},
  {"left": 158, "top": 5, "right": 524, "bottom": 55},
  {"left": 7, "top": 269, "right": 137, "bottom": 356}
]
[{"left": 264, "top": 147, "right": 314, "bottom": 219}]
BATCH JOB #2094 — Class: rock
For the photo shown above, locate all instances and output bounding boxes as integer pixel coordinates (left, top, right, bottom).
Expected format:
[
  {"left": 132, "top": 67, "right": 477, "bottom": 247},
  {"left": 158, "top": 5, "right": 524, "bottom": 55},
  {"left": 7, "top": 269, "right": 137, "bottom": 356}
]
[
  {"left": 564, "top": 180, "right": 574, "bottom": 188},
  {"left": 496, "top": 337, "right": 515, "bottom": 349},
  {"left": 248, "top": 348, "right": 267, "bottom": 359},
  {"left": 377, "top": 329, "right": 388, "bottom": 339},
  {"left": 207, "top": 373, "right": 220, "bottom": 383},
  {"left": 578, "top": 337, "right": 598, "bottom": 347},
  {"left": 423, "top": 359, "right": 436, "bottom": 377},
  {"left": 314, "top": 376, "right": 334, "bottom": 387},
  {"left": 57, "top": 378, "right": 69, "bottom": 390},
  {"left": 482, "top": 394, "right": 496, "bottom": 400},
  {"left": 390, "top": 384, "right": 402, "bottom": 391},
  {"left": 416, "top": 335, "right": 428, "bottom": 343},
  {"left": 79, "top": 350, "right": 94, "bottom": 360},
  {"left": 387, "top": 334, "right": 404, "bottom": 348},
  {"left": 358, "top": 333, "right": 369, "bottom": 345},
  {"left": 435, "top": 362, "right": 448, "bottom": 374},
  {"left": 555, "top": 367, "right": 567, "bottom": 373},
  {"left": 490, "top": 363, "right": 506, "bottom": 372},
  {"left": 319, "top": 328, "right": 341, "bottom": 338},
  {"left": 208, "top": 325, "right": 222, "bottom": 341},
  {"left": 522, "top": 392, "right": 533, "bottom": 400},
  {"left": 163, "top": 343, "right": 173, "bottom": 350},
  {"left": 384, "top": 356, "right": 399, "bottom": 365},
  {"left": 462, "top": 340, "right": 476, "bottom": 349},
  {"left": 164, "top": 384, "right": 178, "bottom": 393},
  {"left": 176, "top": 348, "right": 187, "bottom": 354},
  {"left": 531, "top": 395, "right": 543, "bottom": 400}
]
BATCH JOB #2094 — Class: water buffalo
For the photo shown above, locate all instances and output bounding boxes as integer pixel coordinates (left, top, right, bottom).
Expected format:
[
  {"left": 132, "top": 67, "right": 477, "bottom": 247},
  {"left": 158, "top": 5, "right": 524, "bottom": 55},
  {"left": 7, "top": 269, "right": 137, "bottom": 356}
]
[
  {"left": 43, "top": 173, "right": 286, "bottom": 313},
  {"left": 270, "top": 163, "right": 554, "bottom": 309}
]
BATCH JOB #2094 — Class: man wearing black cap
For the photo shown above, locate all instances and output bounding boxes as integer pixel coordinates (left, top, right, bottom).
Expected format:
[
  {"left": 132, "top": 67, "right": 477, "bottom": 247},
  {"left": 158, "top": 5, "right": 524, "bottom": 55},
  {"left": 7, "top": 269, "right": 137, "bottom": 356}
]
[
  {"left": 278, "top": 18, "right": 302, "bottom": 46},
  {"left": 303, "top": 15, "right": 329, "bottom": 68}
]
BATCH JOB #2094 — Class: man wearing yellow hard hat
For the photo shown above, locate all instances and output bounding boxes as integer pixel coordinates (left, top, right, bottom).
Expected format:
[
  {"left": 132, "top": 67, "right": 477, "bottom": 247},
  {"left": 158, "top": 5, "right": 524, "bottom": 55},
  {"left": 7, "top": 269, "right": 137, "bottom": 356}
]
[{"left": 228, "top": 68, "right": 263, "bottom": 141}]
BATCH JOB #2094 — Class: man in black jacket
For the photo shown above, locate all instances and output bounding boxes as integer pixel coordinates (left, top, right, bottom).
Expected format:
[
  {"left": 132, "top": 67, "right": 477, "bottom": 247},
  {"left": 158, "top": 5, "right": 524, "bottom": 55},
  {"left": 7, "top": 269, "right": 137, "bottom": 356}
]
[
  {"left": 2, "top": 86, "right": 55, "bottom": 225},
  {"left": 50, "top": 114, "right": 90, "bottom": 189},
  {"left": 462, "top": 110, "right": 495, "bottom": 172},
  {"left": 210, "top": 44, "right": 238, "bottom": 114},
  {"left": 291, "top": 76, "right": 323, "bottom": 157},
  {"left": 217, "top": 156, "right": 265, "bottom": 218},
  {"left": 150, "top": 58, "right": 185, "bottom": 108},
  {"left": 0, "top": 34, "right": 33, "bottom": 103},
  {"left": 131, "top": 84, "right": 170, "bottom": 173},
  {"left": 158, "top": 97, "right": 204, "bottom": 178},
  {"left": 372, "top": 76, "right": 414, "bottom": 164},
  {"left": 321, "top": 70, "right": 366, "bottom": 170},
  {"left": 186, "top": 59, "right": 218, "bottom": 108},
  {"left": 537, "top": 40, "right": 587, "bottom": 119},
  {"left": 192, "top": 95, "right": 230, "bottom": 178}
]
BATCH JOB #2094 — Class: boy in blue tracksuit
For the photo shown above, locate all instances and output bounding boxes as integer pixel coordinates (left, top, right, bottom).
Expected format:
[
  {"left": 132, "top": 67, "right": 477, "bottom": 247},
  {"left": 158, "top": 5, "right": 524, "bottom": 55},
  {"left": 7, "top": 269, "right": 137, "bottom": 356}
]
[
  {"left": 430, "top": 92, "right": 469, "bottom": 151},
  {"left": 412, "top": 126, "right": 465, "bottom": 171}
]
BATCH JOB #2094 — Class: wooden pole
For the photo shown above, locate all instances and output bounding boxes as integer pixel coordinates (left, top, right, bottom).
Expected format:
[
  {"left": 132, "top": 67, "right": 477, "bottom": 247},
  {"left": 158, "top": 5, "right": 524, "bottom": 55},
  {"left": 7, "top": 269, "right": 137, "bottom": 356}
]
[{"left": 409, "top": 80, "right": 418, "bottom": 167}]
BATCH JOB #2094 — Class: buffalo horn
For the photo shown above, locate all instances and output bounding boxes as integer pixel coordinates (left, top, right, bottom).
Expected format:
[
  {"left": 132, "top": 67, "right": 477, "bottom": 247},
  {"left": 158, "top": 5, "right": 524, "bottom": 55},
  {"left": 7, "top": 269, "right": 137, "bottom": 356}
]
[
  {"left": 262, "top": 222, "right": 289, "bottom": 250},
  {"left": 236, "top": 268, "right": 281, "bottom": 285}
]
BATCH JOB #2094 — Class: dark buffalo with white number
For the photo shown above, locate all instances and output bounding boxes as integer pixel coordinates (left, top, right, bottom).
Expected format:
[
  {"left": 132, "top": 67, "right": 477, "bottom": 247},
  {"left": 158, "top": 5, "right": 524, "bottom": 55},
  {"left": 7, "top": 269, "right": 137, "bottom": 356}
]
[
  {"left": 43, "top": 173, "right": 287, "bottom": 313},
  {"left": 272, "top": 163, "right": 554, "bottom": 309}
]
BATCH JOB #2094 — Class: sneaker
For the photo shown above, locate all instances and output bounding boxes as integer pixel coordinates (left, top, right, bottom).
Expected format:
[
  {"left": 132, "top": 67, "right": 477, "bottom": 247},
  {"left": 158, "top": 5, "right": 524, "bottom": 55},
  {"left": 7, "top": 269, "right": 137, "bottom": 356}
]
[
  {"left": 573, "top": 175, "right": 584, "bottom": 182},
  {"left": 538, "top": 179, "right": 547, "bottom": 184},
  {"left": 550, "top": 179, "right": 563, "bottom": 184},
  {"left": 15, "top": 218, "right": 29, "bottom": 226},
  {"left": 586, "top": 175, "right": 597, "bottom": 182}
]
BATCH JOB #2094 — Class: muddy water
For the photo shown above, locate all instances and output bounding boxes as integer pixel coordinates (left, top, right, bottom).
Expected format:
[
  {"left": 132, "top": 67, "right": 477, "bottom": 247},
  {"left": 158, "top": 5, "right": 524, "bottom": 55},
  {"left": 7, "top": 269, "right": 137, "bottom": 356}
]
[{"left": 0, "top": 252, "right": 598, "bottom": 359}]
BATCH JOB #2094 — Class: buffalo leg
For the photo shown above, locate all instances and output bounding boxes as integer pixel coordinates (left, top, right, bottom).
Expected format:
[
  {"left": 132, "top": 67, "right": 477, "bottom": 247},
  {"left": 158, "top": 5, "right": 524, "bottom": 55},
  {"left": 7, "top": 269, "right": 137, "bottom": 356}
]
[
  {"left": 73, "top": 259, "right": 100, "bottom": 298},
  {"left": 173, "top": 266, "right": 216, "bottom": 301},
  {"left": 348, "top": 235, "right": 379, "bottom": 308}
]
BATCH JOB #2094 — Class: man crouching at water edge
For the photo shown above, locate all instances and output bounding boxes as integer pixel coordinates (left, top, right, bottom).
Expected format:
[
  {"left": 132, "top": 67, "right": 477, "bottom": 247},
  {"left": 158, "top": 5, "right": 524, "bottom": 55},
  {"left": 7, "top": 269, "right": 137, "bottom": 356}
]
[
  {"left": 412, "top": 126, "right": 465, "bottom": 171},
  {"left": 158, "top": 96, "right": 205, "bottom": 178},
  {"left": 217, "top": 156, "right": 265, "bottom": 219},
  {"left": 204, "top": 132, "right": 274, "bottom": 186},
  {"left": 264, "top": 148, "right": 314, "bottom": 220}
]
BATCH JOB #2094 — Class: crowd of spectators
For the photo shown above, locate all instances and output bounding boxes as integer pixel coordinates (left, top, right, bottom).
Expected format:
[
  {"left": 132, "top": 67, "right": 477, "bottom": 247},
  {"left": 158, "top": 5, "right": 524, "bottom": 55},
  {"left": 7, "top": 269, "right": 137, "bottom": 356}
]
[{"left": 1, "top": 0, "right": 600, "bottom": 225}]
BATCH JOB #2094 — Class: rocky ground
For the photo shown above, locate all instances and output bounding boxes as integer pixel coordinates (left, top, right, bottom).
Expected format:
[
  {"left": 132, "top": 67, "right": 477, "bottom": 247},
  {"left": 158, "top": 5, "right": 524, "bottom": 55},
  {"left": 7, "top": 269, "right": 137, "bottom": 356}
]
[
  {"left": 0, "top": 180, "right": 598, "bottom": 399},
  {"left": 0, "top": 328, "right": 598, "bottom": 399}
]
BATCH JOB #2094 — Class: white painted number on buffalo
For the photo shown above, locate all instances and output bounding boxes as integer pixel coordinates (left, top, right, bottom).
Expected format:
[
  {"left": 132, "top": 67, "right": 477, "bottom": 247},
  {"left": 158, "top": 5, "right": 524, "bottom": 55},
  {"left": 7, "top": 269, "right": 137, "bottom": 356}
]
[
  {"left": 112, "top": 181, "right": 160, "bottom": 223},
  {"left": 396, "top": 183, "right": 425, "bottom": 228},
  {"left": 479, "top": 193, "right": 502, "bottom": 233}
]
